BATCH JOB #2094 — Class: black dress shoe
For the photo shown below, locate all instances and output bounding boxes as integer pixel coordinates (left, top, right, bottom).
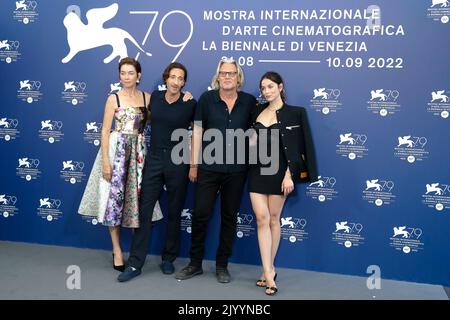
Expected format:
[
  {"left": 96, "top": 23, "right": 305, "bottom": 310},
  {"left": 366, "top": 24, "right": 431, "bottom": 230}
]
[
  {"left": 112, "top": 253, "right": 125, "bottom": 272},
  {"left": 117, "top": 266, "right": 141, "bottom": 282},
  {"left": 216, "top": 268, "right": 231, "bottom": 283},
  {"left": 160, "top": 260, "right": 175, "bottom": 274},
  {"left": 175, "top": 265, "right": 203, "bottom": 280}
]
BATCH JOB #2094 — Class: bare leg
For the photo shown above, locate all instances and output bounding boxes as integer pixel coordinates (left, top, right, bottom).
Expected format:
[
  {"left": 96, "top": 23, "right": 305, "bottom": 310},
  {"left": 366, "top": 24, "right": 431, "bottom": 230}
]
[
  {"left": 250, "top": 192, "right": 272, "bottom": 285},
  {"left": 266, "top": 194, "right": 286, "bottom": 291},
  {"left": 109, "top": 226, "right": 124, "bottom": 266}
]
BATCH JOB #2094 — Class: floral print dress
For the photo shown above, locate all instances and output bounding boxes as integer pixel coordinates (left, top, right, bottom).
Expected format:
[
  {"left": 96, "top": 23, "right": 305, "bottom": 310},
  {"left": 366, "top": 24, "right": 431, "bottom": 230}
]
[{"left": 78, "top": 93, "right": 162, "bottom": 227}]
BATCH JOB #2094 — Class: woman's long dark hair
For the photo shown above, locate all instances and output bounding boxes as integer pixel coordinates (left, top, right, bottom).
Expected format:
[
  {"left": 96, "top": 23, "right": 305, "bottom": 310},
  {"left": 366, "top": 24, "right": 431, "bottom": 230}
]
[{"left": 259, "top": 71, "right": 286, "bottom": 102}]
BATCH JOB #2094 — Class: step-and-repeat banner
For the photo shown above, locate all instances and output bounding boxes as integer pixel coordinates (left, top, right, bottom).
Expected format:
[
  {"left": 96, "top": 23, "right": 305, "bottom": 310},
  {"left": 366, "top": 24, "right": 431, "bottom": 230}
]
[{"left": 1, "top": 0, "right": 449, "bottom": 286}]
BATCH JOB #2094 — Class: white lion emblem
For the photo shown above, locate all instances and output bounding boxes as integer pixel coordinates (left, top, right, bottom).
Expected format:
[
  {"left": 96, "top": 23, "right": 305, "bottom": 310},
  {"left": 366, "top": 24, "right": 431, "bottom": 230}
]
[
  {"left": 41, "top": 120, "right": 53, "bottom": 130},
  {"left": 86, "top": 122, "right": 98, "bottom": 132},
  {"left": 393, "top": 226, "right": 409, "bottom": 238},
  {"left": 62, "top": 161, "right": 75, "bottom": 171},
  {"left": 0, "top": 118, "right": 9, "bottom": 128},
  {"left": 15, "top": 1, "right": 28, "bottom": 11},
  {"left": 281, "top": 217, "right": 295, "bottom": 228},
  {"left": 0, "top": 40, "right": 11, "bottom": 50},
  {"left": 370, "top": 89, "right": 387, "bottom": 101},
  {"left": 61, "top": 3, "right": 152, "bottom": 64},
  {"left": 313, "top": 88, "right": 328, "bottom": 99},
  {"left": 335, "top": 221, "right": 351, "bottom": 233},
  {"left": 39, "top": 198, "right": 52, "bottom": 208}
]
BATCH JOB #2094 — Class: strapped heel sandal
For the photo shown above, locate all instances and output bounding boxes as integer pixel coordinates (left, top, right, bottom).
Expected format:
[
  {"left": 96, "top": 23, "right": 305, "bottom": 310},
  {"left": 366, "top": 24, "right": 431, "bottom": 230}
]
[
  {"left": 265, "top": 286, "right": 278, "bottom": 296},
  {"left": 256, "top": 278, "right": 266, "bottom": 287},
  {"left": 256, "top": 273, "right": 277, "bottom": 287}
]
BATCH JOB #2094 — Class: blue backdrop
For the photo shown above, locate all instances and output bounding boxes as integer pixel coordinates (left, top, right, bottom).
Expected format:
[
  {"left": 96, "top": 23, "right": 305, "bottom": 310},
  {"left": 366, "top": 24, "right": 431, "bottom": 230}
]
[{"left": 1, "top": 0, "right": 449, "bottom": 286}]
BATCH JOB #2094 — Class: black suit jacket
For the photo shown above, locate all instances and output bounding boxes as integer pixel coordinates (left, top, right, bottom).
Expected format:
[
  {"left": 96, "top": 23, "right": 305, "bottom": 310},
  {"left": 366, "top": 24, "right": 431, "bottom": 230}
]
[{"left": 252, "top": 103, "right": 318, "bottom": 183}]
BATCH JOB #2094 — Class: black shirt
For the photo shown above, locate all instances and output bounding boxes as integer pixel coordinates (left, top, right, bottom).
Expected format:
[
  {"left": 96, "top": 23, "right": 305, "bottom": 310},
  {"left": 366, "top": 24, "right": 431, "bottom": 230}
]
[
  {"left": 149, "top": 89, "right": 197, "bottom": 150},
  {"left": 194, "top": 89, "right": 257, "bottom": 173}
]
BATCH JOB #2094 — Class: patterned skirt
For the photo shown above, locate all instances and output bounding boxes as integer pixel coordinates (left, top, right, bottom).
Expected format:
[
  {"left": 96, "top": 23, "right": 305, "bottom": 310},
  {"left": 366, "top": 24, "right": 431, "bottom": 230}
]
[{"left": 78, "top": 131, "right": 163, "bottom": 227}]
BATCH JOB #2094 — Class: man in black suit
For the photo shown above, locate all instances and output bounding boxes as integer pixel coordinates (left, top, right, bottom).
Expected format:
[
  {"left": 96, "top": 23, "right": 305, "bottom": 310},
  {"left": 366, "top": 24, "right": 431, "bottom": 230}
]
[{"left": 118, "top": 62, "right": 196, "bottom": 282}]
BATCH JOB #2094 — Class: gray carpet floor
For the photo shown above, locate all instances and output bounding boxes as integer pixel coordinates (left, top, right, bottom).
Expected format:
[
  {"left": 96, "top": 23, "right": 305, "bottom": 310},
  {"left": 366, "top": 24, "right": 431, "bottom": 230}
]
[{"left": 0, "top": 241, "right": 447, "bottom": 300}]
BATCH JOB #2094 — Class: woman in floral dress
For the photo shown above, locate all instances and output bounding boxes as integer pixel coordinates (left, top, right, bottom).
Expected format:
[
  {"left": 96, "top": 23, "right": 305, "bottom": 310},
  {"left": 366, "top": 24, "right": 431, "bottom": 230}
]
[{"left": 78, "top": 57, "right": 162, "bottom": 271}]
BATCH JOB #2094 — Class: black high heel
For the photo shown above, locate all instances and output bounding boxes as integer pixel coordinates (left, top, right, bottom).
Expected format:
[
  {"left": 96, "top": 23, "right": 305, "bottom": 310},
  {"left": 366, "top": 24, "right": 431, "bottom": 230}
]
[
  {"left": 265, "top": 286, "right": 278, "bottom": 296},
  {"left": 256, "top": 273, "right": 277, "bottom": 287},
  {"left": 265, "top": 272, "right": 278, "bottom": 296},
  {"left": 112, "top": 253, "right": 125, "bottom": 272},
  {"left": 256, "top": 278, "right": 266, "bottom": 287}
]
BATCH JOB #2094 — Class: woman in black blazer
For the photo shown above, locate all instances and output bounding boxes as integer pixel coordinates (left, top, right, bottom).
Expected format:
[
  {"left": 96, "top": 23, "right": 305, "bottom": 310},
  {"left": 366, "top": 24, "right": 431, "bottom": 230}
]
[{"left": 248, "top": 71, "right": 318, "bottom": 296}]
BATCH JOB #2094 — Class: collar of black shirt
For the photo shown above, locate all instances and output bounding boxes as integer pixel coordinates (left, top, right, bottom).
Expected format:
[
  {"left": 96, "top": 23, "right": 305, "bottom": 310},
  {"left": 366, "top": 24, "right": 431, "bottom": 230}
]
[
  {"left": 213, "top": 89, "right": 243, "bottom": 103},
  {"left": 160, "top": 90, "right": 184, "bottom": 104}
]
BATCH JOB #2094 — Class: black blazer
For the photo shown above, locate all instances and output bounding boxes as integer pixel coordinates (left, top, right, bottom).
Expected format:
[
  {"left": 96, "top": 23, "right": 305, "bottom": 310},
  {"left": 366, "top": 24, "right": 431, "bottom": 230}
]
[{"left": 252, "top": 103, "right": 318, "bottom": 183}]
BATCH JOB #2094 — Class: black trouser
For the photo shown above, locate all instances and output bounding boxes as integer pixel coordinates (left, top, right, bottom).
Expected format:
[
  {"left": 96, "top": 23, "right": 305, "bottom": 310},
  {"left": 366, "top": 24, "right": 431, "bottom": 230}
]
[
  {"left": 189, "top": 169, "right": 247, "bottom": 268},
  {"left": 128, "top": 148, "right": 189, "bottom": 269}
]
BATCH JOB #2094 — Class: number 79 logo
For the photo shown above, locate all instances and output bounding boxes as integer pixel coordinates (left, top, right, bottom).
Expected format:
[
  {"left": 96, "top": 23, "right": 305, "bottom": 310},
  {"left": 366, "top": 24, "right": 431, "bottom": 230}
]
[{"left": 130, "top": 10, "right": 193, "bottom": 62}]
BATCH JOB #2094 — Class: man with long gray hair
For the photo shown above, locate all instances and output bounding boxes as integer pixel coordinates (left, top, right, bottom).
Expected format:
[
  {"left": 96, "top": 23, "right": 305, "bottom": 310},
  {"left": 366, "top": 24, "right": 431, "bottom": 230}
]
[{"left": 175, "top": 58, "right": 257, "bottom": 283}]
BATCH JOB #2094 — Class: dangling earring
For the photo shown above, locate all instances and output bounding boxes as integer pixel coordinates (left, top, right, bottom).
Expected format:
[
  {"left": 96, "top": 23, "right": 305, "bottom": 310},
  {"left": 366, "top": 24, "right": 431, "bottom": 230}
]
[{"left": 136, "top": 79, "right": 140, "bottom": 84}]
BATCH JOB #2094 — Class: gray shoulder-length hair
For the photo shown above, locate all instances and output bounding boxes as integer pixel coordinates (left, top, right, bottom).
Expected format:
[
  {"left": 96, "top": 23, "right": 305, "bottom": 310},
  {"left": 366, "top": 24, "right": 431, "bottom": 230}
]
[{"left": 210, "top": 57, "right": 245, "bottom": 91}]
